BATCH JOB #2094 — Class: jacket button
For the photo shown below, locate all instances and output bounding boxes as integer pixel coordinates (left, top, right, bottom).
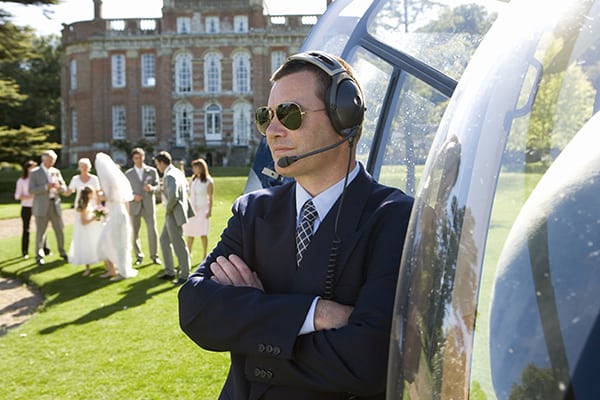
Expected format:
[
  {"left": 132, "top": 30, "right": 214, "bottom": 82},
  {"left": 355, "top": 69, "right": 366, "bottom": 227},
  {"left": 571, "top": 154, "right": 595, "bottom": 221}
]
[
  {"left": 258, "top": 344, "right": 266, "bottom": 353},
  {"left": 254, "top": 368, "right": 261, "bottom": 377},
  {"left": 266, "top": 345, "right": 273, "bottom": 353},
  {"left": 266, "top": 370, "right": 273, "bottom": 379},
  {"left": 259, "top": 370, "right": 267, "bottom": 378},
  {"left": 273, "top": 346, "right": 281, "bottom": 355}
]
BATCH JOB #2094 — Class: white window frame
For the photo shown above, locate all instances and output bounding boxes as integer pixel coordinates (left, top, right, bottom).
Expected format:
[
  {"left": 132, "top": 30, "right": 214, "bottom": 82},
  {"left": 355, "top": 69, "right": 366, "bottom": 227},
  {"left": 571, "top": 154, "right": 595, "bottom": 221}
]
[
  {"left": 175, "top": 53, "right": 193, "bottom": 93},
  {"left": 233, "top": 52, "right": 251, "bottom": 93},
  {"left": 142, "top": 105, "right": 156, "bottom": 138},
  {"left": 175, "top": 102, "right": 193, "bottom": 146},
  {"left": 70, "top": 59, "right": 77, "bottom": 90},
  {"left": 205, "top": 103, "right": 222, "bottom": 141},
  {"left": 111, "top": 54, "right": 126, "bottom": 88},
  {"left": 204, "top": 53, "right": 222, "bottom": 93},
  {"left": 233, "top": 102, "right": 251, "bottom": 146},
  {"left": 112, "top": 105, "right": 126, "bottom": 139},
  {"left": 205, "top": 16, "right": 219, "bottom": 33},
  {"left": 141, "top": 53, "right": 156, "bottom": 87},
  {"left": 271, "top": 51, "right": 286, "bottom": 74},
  {"left": 234, "top": 15, "right": 248, "bottom": 33},
  {"left": 177, "top": 17, "right": 191, "bottom": 34},
  {"left": 71, "top": 109, "right": 78, "bottom": 143}
]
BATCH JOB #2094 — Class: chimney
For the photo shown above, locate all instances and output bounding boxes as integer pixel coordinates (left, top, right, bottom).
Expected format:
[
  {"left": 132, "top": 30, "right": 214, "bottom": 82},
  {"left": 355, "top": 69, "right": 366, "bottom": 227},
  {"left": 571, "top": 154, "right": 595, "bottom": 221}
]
[{"left": 94, "top": 0, "right": 103, "bottom": 20}]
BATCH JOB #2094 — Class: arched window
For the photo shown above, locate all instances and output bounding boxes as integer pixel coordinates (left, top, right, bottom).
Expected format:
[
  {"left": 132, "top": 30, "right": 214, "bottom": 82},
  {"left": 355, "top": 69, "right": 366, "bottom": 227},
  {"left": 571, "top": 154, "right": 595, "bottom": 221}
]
[
  {"left": 204, "top": 53, "right": 222, "bottom": 94},
  {"left": 175, "top": 53, "right": 192, "bottom": 93},
  {"left": 205, "top": 103, "right": 222, "bottom": 141},
  {"left": 233, "top": 52, "right": 251, "bottom": 93},
  {"left": 175, "top": 102, "right": 193, "bottom": 146},
  {"left": 233, "top": 102, "right": 252, "bottom": 146}
]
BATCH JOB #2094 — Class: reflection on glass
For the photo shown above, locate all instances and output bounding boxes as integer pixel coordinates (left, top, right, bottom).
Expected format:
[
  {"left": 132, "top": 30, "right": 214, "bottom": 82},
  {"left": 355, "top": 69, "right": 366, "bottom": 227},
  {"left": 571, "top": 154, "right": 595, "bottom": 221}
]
[
  {"left": 347, "top": 47, "right": 393, "bottom": 165},
  {"left": 378, "top": 74, "right": 448, "bottom": 194},
  {"left": 488, "top": 115, "right": 600, "bottom": 399},
  {"left": 471, "top": 2, "right": 600, "bottom": 398},
  {"left": 367, "top": 0, "right": 501, "bottom": 80}
]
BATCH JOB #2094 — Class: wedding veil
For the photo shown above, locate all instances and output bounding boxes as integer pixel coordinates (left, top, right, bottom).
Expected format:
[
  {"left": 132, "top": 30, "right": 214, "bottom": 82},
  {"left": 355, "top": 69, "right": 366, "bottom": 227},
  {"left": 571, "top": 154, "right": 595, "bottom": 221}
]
[{"left": 95, "top": 152, "right": 133, "bottom": 203}]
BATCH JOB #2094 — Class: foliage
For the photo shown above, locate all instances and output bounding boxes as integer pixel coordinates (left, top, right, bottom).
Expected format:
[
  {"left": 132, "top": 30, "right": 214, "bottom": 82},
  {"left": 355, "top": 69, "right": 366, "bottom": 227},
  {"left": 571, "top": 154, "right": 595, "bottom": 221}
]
[
  {"left": 0, "top": 124, "right": 60, "bottom": 164},
  {"left": 0, "top": 35, "right": 61, "bottom": 135},
  {"left": 1, "top": 1, "right": 62, "bottom": 156}
]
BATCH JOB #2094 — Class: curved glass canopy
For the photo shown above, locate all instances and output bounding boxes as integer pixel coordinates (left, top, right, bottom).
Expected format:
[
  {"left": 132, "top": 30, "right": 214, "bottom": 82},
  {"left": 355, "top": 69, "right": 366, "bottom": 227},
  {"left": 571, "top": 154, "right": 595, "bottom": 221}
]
[{"left": 388, "top": 0, "right": 600, "bottom": 398}]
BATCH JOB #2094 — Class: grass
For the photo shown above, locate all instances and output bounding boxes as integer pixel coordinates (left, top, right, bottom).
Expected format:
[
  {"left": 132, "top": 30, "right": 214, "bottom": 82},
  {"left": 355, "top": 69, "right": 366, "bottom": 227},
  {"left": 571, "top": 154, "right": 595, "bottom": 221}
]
[{"left": 0, "top": 169, "right": 249, "bottom": 400}]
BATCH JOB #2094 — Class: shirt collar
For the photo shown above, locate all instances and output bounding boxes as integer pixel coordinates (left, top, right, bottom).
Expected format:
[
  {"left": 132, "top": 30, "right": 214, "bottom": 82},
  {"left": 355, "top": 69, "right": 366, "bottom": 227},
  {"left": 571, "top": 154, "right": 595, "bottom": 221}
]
[{"left": 295, "top": 161, "right": 361, "bottom": 224}]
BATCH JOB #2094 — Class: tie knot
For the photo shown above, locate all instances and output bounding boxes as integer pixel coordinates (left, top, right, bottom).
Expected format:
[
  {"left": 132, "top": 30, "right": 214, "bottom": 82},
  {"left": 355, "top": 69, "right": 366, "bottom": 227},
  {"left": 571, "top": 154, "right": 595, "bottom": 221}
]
[{"left": 301, "top": 199, "right": 317, "bottom": 223}]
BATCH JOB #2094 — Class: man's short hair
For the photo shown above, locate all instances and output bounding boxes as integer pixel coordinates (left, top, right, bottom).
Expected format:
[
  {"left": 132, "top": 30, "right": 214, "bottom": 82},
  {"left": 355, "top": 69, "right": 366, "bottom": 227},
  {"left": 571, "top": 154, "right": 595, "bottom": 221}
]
[
  {"left": 153, "top": 151, "right": 172, "bottom": 165},
  {"left": 130, "top": 147, "right": 145, "bottom": 159},
  {"left": 42, "top": 150, "right": 58, "bottom": 160}
]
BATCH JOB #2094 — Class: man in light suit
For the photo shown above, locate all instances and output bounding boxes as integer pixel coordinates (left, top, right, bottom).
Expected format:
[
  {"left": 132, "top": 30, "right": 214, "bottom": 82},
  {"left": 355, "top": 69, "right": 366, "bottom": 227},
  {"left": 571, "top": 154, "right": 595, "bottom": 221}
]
[
  {"left": 178, "top": 51, "right": 414, "bottom": 399},
  {"left": 154, "top": 151, "right": 193, "bottom": 284},
  {"left": 29, "top": 150, "right": 68, "bottom": 265},
  {"left": 125, "top": 147, "right": 161, "bottom": 265}
]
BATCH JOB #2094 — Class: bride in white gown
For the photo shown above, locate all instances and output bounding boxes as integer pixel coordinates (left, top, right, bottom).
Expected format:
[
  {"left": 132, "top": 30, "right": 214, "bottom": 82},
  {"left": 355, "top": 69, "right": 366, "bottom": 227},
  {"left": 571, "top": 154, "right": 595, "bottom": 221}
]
[{"left": 95, "top": 152, "right": 138, "bottom": 279}]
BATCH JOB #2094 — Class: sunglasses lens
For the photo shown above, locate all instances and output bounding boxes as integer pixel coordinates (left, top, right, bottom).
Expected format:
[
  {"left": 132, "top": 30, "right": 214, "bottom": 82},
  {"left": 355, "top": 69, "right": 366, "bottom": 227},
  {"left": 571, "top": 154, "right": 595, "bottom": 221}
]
[
  {"left": 277, "top": 103, "right": 303, "bottom": 130},
  {"left": 255, "top": 103, "right": 304, "bottom": 135},
  {"left": 255, "top": 107, "right": 272, "bottom": 135}
]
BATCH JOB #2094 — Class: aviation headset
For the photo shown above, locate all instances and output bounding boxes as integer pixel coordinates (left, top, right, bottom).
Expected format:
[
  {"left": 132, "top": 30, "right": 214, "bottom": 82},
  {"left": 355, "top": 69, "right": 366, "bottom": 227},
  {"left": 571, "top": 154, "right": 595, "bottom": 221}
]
[{"left": 286, "top": 50, "right": 366, "bottom": 137}]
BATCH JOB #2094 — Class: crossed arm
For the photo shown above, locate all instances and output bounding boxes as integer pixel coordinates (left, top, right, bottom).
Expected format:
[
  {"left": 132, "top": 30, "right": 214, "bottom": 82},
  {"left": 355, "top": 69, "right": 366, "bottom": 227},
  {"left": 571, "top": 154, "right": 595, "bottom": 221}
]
[{"left": 210, "top": 254, "right": 353, "bottom": 331}]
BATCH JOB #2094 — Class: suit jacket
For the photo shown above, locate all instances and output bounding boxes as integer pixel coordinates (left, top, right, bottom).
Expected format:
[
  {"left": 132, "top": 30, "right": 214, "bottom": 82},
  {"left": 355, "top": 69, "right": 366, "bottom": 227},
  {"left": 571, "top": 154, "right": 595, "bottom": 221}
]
[
  {"left": 29, "top": 166, "right": 66, "bottom": 217},
  {"left": 162, "top": 165, "right": 194, "bottom": 226},
  {"left": 125, "top": 164, "right": 159, "bottom": 216},
  {"left": 178, "top": 165, "right": 413, "bottom": 399}
]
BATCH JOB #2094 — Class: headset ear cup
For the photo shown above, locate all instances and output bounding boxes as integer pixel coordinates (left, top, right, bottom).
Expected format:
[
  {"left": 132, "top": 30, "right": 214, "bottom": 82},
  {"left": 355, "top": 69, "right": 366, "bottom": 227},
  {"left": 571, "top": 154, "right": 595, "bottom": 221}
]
[{"left": 329, "top": 77, "right": 365, "bottom": 136}]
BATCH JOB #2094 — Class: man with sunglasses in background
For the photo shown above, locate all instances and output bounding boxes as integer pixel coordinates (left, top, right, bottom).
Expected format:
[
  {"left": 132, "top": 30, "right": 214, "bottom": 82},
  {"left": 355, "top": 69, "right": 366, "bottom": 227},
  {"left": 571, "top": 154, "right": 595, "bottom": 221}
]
[{"left": 179, "top": 51, "right": 413, "bottom": 399}]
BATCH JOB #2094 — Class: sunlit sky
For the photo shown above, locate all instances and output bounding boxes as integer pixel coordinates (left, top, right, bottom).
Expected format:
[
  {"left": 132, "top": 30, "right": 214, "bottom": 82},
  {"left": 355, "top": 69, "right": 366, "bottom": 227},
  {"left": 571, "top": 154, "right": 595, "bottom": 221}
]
[{"left": 4, "top": 0, "right": 328, "bottom": 36}]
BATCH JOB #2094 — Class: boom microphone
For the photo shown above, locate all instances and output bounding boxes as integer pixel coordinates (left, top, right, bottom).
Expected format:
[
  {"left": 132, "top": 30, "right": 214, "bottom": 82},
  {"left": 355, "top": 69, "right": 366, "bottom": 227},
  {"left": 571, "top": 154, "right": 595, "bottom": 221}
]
[{"left": 277, "top": 126, "right": 359, "bottom": 168}]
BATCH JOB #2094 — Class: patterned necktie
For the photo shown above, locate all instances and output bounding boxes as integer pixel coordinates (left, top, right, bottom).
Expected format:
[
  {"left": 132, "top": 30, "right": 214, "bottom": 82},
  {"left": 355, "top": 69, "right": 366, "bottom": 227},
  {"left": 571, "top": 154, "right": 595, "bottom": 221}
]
[{"left": 296, "top": 199, "right": 318, "bottom": 267}]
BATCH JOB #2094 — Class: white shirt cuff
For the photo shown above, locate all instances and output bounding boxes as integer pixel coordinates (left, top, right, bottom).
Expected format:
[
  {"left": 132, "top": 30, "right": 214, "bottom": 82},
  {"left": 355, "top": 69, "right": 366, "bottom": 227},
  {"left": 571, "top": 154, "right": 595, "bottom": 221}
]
[{"left": 298, "top": 296, "right": 320, "bottom": 335}]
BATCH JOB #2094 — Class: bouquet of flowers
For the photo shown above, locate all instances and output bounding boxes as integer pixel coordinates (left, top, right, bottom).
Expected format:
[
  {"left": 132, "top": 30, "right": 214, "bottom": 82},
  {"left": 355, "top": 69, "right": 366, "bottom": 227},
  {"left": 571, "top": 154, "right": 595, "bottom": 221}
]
[{"left": 93, "top": 205, "right": 108, "bottom": 221}]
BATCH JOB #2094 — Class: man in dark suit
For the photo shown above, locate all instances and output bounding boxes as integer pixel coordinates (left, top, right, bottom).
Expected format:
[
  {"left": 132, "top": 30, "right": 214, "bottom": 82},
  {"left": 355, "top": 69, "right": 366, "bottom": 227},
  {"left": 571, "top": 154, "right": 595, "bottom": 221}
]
[
  {"left": 29, "top": 149, "right": 68, "bottom": 265},
  {"left": 178, "top": 51, "right": 413, "bottom": 399},
  {"left": 154, "top": 151, "right": 193, "bottom": 284},
  {"left": 125, "top": 147, "right": 161, "bottom": 265}
]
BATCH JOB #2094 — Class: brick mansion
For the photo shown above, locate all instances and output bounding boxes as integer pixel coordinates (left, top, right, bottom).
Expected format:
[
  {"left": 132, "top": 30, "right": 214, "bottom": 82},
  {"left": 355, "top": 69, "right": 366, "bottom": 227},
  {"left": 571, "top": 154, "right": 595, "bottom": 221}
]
[{"left": 60, "top": 0, "right": 325, "bottom": 167}]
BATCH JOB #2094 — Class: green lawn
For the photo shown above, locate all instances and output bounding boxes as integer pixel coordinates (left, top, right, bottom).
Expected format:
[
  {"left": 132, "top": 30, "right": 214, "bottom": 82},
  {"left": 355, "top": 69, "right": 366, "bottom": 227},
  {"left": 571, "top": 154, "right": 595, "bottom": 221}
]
[{"left": 0, "top": 171, "right": 249, "bottom": 400}]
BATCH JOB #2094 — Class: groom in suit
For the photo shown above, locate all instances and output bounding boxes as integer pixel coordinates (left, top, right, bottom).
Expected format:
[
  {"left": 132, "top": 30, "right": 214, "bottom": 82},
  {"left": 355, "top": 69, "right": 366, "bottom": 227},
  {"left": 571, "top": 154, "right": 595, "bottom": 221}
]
[
  {"left": 125, "top": 147, "right": 161, "bottom": 265},
  {"left": 154, "top": 151, "right": 193, "bottom": 284},
  {"left": 29, "top": 149, "right": 68, "bottom": 265},
  {"left": 178, "top": 51, "right": 414, "bottom": 399}
]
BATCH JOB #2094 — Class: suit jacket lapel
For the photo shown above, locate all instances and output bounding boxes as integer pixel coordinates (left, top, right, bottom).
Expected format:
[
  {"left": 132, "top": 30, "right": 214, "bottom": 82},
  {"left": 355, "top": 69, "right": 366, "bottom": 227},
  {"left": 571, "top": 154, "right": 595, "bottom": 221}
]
[{"left": 253, "top": 185, "right": 297, "bottom": 293}]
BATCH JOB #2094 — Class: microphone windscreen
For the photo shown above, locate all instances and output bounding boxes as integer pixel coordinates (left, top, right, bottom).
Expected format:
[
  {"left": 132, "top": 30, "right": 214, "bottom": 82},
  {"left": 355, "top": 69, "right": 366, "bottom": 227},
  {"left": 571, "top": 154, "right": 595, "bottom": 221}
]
[{"left": 277, "top": 156, "right": 294, "bottom": 168}]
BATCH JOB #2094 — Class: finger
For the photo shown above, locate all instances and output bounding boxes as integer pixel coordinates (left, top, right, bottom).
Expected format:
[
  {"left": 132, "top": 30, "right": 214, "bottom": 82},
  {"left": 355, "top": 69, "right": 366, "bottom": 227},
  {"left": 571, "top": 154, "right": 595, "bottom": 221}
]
[
  {"left": 228, "top": 255, "right": 257, "bottom": 287},
  {"left": 210, "top": 261, "right": 233, "bottom": 285},
  {"left": 216, "top": 255, "right": 246, "bottom": 286},
  {"left": 253, "top": 272, "right": 264, "bottom": 291}
]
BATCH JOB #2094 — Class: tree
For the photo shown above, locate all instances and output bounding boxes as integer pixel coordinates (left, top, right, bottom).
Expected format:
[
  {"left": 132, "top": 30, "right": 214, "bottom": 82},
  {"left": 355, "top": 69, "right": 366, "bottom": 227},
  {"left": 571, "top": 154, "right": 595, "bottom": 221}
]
[
  {"left": 0, "top": 34, "right": 61, "bottom": 138},
  {"left": 0, "top": 125, "right": 60, "bottom": 164},
  {"left": 0, "top": 0, "right": 61, "bottom": 159}
]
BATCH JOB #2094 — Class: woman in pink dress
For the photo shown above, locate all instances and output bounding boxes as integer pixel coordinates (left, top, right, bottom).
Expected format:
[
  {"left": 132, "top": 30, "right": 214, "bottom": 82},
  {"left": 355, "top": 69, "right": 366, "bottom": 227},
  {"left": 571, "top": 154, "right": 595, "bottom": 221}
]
[
  {"left": 14, "top": 160, "right": 39, "bottom": 258},
  {"left": 182, "top": 158, "right": 214, "bottom": 261}
]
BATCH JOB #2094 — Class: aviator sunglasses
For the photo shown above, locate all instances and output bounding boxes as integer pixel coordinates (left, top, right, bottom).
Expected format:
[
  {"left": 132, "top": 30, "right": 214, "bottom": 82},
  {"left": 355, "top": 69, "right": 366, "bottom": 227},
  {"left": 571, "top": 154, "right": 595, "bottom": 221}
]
[{"left": 255, "top": 102, "right": 325, "bottom": 135}]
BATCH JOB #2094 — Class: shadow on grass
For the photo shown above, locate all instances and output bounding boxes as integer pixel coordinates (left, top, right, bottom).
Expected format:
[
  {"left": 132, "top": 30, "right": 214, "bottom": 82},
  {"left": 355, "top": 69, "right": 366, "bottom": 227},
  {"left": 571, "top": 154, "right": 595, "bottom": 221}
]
[
  {"left": 39, "top": 275, "right": 177, "bottom": 334},
  {"left": 0, "top": 256, "right": 28, "bottom": 269}
]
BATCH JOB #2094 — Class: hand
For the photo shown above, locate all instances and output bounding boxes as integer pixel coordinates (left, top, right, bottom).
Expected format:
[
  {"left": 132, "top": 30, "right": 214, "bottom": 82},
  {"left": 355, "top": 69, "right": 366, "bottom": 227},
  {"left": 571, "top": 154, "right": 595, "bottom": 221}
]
[
  {"left": 210, "top": 255, "right": 264, "bottom": 290},
  {"left": 134, "top": 194, "right": 143, "bottom": 202},
  {"left": 205, "top": 209, "right": 212, "bottom": 218},
  {"left": 143, "top": 183, "right": 153, "bottom": 192},
  {"left": 314, "top": 299, "right": 354, "bottom": 331}
]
